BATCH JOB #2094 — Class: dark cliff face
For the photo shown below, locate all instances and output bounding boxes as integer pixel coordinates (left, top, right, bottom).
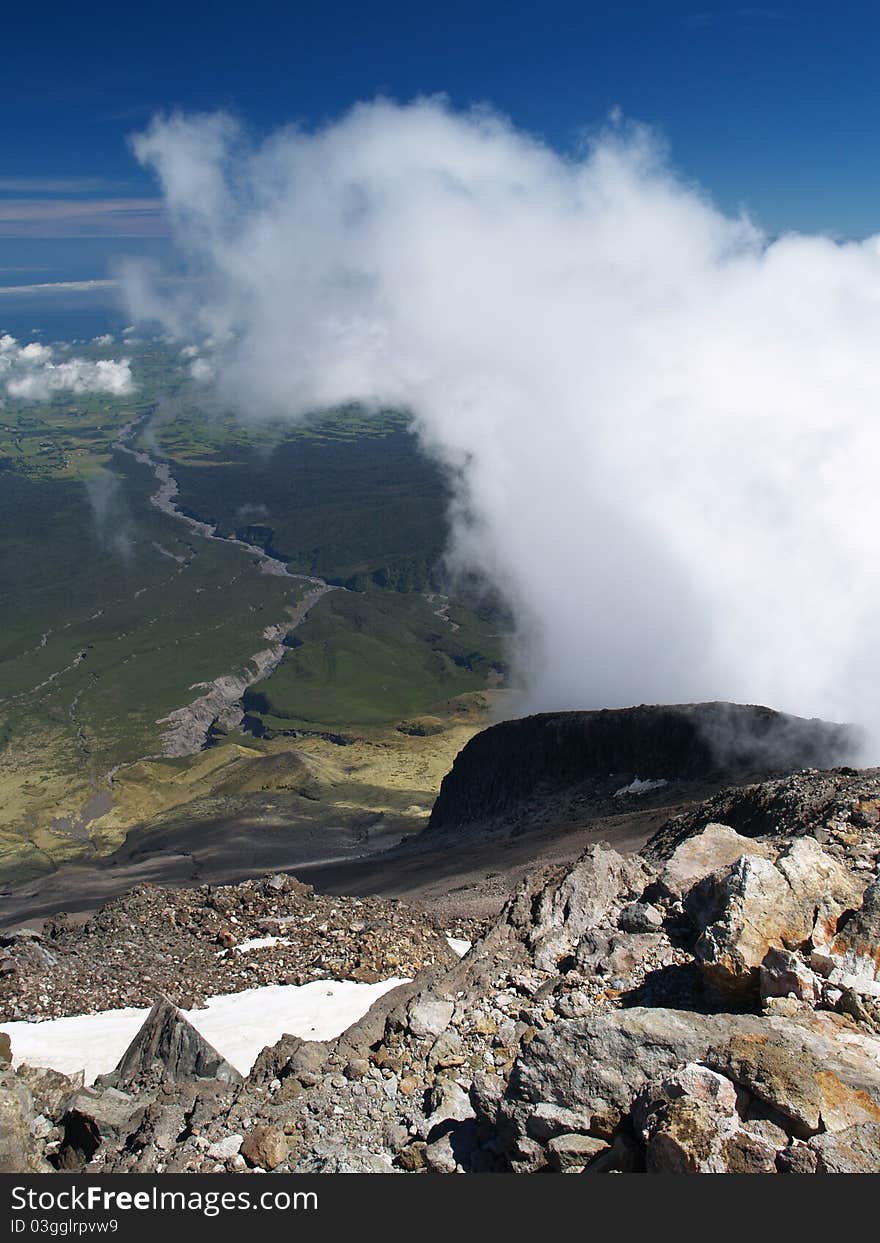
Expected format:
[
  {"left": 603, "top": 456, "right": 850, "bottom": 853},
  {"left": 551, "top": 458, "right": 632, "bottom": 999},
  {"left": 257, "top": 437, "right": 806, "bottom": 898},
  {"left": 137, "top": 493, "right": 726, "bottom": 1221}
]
[{"left": 426, "top": 702, "right": 859, "bottom": 836}]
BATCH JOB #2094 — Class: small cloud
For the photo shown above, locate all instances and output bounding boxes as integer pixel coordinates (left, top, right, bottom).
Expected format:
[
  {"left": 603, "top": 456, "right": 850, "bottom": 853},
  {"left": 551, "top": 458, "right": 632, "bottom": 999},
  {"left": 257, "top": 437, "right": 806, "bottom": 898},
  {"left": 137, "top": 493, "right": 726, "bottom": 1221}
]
[
  {"left": 189, "top": 357, "right": 213, "bottom": 382},
  {"left": 85, "top": 469, "right": 135, "bottom": 561},
  {"left": 0, "top": 332, "right": 135, "bottom": 400}
]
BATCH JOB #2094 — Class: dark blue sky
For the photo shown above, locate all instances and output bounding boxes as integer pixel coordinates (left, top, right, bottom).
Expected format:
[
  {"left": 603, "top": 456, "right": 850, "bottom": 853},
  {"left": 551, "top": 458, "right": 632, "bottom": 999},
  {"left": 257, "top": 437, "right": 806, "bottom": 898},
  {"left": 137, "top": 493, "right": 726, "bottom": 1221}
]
[{"left": 3, "top": 1, "right": 880, "bottom": 284}]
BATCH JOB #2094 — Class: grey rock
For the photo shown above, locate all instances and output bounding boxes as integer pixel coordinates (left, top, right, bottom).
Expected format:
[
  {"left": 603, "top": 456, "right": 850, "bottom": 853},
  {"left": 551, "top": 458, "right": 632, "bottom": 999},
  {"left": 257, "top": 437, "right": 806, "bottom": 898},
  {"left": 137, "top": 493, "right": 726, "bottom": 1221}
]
[
  {"left": 0, "top": 1073, "right": 49, "bottom": 1172},
  {"left": 759, "top": 948, "right": 819, "bottom": 1003},
  {"left": 292, "top": 1144, "right": 393, "bottom": 1173},
  {"left": 810, "top": 1122, "right": 880, "bottom": 1173},
  {"left": 644, "top": 1097, "right": 740, "bottom": 1173},
  {"left": 546, "top": 1132, "right": 609, "bottom": 1171},
  {"left": 658, "top": 824, "right": 773, "bottom": 900},
  {"left": 528, "top": 845, "right": 647, "bottom": 971},
  {"left": 618, "top": 903, "right": 664, "bottom": 934},
  {"left": 206, "top": 1134, "right": 244, "bottom": 1160},
  {"left": 103, "top": 996, "right": 242, "bottom": 1089},
  {"left": 826, "top": 876, "right": 880, "bottom": 983},
  {"left": 57, "top": 1088, "right": 137, "bottom": 1169},
  {"left": 407, "top": 995, "right": 455, "bottom": 1039}
]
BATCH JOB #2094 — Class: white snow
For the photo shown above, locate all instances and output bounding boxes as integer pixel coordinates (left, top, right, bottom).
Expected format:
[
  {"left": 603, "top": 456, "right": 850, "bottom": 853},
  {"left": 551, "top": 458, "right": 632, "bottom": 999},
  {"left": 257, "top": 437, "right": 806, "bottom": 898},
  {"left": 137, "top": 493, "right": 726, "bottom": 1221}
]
[
  {"left": 232, "top": 935, "right": 291, "bottom": 953},
  {"left": 613, "top": 776, "right": 668, "bottom": 798},
  {"left": 446, "top": 937, "right": 472, "bottom": 958},
  {"left": 0, "top": 976, "right": 408, "bottom": 1084}
]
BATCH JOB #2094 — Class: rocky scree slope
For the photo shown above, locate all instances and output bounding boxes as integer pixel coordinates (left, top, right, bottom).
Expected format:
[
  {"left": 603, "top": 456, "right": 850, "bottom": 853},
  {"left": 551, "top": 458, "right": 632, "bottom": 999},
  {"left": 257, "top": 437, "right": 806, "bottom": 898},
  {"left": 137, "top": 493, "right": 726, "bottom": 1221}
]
[
  {"left": 0, "top": 877, "right": 475, "bottom": 1021},
  {"left": 4, "top": 765, "right": 880, "bottom": 1173}
]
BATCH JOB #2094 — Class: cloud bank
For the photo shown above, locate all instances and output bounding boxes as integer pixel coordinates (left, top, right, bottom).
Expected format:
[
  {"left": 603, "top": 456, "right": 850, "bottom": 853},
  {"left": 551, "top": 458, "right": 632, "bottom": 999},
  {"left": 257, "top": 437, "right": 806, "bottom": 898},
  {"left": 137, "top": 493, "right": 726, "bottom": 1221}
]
[
  {"left": 0, "top": 334, "right": 133, "bottom": 400},
  {"left": 123, "top": 99, "right": 880, "bottom": 751}
]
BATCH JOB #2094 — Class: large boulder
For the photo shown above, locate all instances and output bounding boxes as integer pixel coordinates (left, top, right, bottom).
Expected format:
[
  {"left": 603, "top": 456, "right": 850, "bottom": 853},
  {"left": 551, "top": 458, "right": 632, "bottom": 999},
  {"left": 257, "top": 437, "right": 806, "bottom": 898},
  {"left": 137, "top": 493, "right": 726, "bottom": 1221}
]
[
  {"left": 527, "top": 845, "right": 647, "bottom": 971},
  {"left": 658, "top": 823, "right": 773, "bottom": 900},
  {"left": 689, "top": 839, "right": 865, "bottom": 1000}
]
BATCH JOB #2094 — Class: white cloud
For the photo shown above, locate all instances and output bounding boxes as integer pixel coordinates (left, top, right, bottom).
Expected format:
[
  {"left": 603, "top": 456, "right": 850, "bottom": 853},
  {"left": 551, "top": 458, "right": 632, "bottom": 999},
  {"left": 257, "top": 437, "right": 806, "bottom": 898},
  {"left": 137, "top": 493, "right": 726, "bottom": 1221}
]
[
  {"left": 188, "top": 356, "right": 213, "bottom": 382},
  {"left": 0, "top": 333, "right": 134, "bottom": 400},
  {"left": 125, "top": 99, "right": 880, "bottom": 754}
]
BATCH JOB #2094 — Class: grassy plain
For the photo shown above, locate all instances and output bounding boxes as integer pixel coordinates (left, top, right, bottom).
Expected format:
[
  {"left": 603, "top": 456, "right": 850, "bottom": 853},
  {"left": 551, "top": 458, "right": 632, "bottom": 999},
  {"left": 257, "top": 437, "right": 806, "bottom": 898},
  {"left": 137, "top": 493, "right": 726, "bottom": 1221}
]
[{"left": 0, "top": 341, "right": 510, "bottom": 883}]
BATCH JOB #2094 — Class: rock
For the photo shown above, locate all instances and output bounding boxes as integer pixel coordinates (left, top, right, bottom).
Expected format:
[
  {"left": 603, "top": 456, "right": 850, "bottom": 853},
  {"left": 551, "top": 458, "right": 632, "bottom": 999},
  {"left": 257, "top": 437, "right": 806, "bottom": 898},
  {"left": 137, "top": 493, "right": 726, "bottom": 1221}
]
[
  {"left": 810, "top": 1123, "right": 880, "bottom": 1173},
  {"left": 57, "top": 1088, "right": 137, "bottom": 1169},
  {"left": 397, "top": 1141, "right": 427, "bottom": 1170},
  {"left": 720, "top": 1128, "right": 779, "bottom": 1173},
  {"left": 240, "top": 1125, "right": 288, "bottom": 1170},
  {"left": 528, "top": 846, "right": 646, "bottom": 971},
  {"left": 425, "top": 1120, "right": 479, "bottom": 1173},
  {"left": 644, "top": 1097, "right": 740, "bottom": 1173},
  {"left": 250, "top": 1036, "right": 329, "bottom": 1086},
  {"left": 292, "top": 1144, "right": 392, "bottom": 1174},
  {"left": 0, "top": 1033, "right": 10, "bottom": 1068},
  {"left": 207, "top": 1135, "right": 244, "bottom": 1161},
  {"left": 0, "top": 1074, "right": 48, "bottom": 1172},
  {"left": 495, "top": 1007, "right": 880, "bottom": 1167},
  {"left": 743, "top": 1117, "right": 790, "bottom": 1149},
  {"left": 126, "top": 1100, "right": 190, "bottom": 1153},
  {"left": 826, "top": 876, "right": 880, "bottom": 983},
  {"left": 343, "top": 1058, "right": 370, "bottom": 1081},
  {"left": 546, "top": 1133, "right": 609, "bottom": 1171},
  {"left": 424, "top": 1131, "right": 458, "bottom": 1173},
  {"left": 691, "top": 856, "right": 814, "bottom": 998},
  {"left": 633, "top": 1063, "right": 738, "bottom": 1138},
  {"left": 708, "top": 1029, "right": 880, "bottom": 1138},
  {"left": 104, "top": 996, "right": 243, "bottom": 1089},
  {"left": 775, "top": 838, "right": 864, "bottom": 914},
  {"left": 776, "top": 1142, "right": 819, "bottom": 1174},
  {"left": 421, "top": 1080, "right": 475, "bottom": 1140},
  {"left": 429, "top": 1030, "right": 465, "bottom": 1069},
  {"left": 525, "top": 1101, "right": 594, "bottom": 1141},
  {"left": 16, "top": 1065, "right": 84, "bottom": 1117},
  {"left": 407, "top": 995, "right": 454, "bottom": 1039},
  {"left": 658, "top": 824, "right": 773, "bottom": 900},
  {"left": 760, "top": 948, "right": 819, "bottom": 1003},
  {"left": 618, "top": 903, "right": 664, "bottom": 934}
]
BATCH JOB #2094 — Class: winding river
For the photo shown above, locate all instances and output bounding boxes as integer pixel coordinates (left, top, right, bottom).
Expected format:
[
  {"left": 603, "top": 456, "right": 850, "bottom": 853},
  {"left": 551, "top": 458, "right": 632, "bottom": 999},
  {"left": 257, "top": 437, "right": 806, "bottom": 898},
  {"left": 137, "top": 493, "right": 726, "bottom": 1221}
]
[{"left": 114, "top": 417, "right": 336, "bottom": 759}]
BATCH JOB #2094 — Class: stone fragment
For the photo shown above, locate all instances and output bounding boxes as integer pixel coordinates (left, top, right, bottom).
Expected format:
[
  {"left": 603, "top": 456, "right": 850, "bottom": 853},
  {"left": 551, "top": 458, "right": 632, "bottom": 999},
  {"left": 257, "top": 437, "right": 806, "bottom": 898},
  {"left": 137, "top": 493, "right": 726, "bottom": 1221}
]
[
  {"left": 546, "top": 1133, "right": 609, "bottom": 1171},
  {"left": 407, "top": 995, "right": 454, "bottom": 1039},
  {"left": 240, "top": 1125, "right": 288, "bottom": 1170}
]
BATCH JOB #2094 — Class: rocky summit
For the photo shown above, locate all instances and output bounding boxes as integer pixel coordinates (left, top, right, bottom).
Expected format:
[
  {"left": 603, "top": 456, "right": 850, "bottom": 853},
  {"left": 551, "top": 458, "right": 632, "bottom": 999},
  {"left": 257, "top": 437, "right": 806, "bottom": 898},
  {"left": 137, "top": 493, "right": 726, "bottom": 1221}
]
[{"left": 3, "top": 746, "right": 880, "bottom": 1174}]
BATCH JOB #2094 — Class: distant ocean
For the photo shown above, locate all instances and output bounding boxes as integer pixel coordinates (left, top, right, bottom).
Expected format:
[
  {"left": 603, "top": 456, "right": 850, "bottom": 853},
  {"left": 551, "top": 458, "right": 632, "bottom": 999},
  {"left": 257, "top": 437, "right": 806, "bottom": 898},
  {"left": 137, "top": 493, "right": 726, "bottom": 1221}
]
[
  {"left": 0, "top": 287, "right": 129, "bottom": 344},
  {"left": 0, "top": 237, "right": 175, "bottom": 344}
]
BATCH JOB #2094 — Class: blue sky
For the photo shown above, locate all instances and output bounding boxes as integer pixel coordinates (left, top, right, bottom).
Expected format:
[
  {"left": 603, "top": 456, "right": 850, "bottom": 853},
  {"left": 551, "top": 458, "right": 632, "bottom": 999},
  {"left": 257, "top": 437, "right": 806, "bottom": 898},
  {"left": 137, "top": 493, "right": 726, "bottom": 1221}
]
[{"left": 2, "top": 1, "right": 880, "bottom": 284}]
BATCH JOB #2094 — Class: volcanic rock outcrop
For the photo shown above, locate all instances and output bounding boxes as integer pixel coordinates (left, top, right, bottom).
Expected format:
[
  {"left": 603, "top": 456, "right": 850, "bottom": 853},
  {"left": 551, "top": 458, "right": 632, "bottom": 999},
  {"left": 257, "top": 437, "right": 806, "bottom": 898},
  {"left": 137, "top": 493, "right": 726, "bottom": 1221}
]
[{"left": 426, "top": 702, "right": 858, "bottom": 842}]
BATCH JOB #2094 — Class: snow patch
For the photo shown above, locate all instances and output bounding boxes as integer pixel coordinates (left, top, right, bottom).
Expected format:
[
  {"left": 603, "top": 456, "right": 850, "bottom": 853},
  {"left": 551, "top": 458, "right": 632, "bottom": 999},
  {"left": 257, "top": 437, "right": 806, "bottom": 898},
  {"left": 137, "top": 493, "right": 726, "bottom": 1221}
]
[
  {"left": 1, "top": 977, "right": 408, "bottom": 1084},
  {"left": 446, "top": 937, "right": 472, "bottom": 958},
  {"left": 613, "top": 776, "right": 669, "bottom": 798},
  {"left": 232, "top": 936, "right": 291, "bottom": 953}
]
